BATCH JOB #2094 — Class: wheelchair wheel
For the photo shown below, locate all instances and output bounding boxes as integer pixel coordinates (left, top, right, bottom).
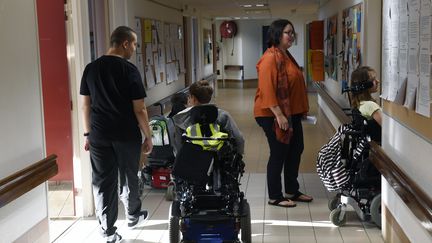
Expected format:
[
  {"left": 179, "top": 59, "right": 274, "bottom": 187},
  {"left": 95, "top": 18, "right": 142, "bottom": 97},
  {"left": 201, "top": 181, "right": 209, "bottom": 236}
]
[
  {"left": 240, "top": 200, "right": 252, "bottom": 243},
  {"left": 165, "top": 184, "right": 175, "bottom": 201},
  {"left": 328, "top": 196, "right": 341, "bottom": 211},
  {"left": 370, "top": 194, "right": 381, "bottom": 228},
  {"left": 330, "top": 207, "right": 346, "bottom": 226},
  {"left": 168, "top": 203, "right": 180, "bottom": 243}
]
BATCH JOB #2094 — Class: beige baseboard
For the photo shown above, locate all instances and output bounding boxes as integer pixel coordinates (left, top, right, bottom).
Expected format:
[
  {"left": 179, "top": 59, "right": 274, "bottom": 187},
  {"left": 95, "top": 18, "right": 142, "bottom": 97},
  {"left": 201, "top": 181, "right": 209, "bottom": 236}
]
[
  {"left": 14, "top": 217, "right": 49, "bottom": 243},
  {"left": 383, "top": 205, "right": 410, "bottom": 243}
]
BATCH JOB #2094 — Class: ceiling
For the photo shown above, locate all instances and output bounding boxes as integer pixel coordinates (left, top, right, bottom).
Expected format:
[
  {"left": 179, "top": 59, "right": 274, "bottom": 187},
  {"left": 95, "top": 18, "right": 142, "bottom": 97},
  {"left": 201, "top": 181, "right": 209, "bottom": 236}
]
[{"left": 178, "top": 0, "right": 320, "bottom": 19}]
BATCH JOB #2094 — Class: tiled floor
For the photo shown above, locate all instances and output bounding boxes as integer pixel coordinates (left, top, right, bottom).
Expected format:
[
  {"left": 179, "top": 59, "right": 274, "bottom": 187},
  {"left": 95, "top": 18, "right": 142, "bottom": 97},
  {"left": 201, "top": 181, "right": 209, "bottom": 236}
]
[
  {"left": 48, "top": 181, "right": 76, "bottom": 242},
  {"left": 50, "top": 87, "right": 384, "bottom": 242}
]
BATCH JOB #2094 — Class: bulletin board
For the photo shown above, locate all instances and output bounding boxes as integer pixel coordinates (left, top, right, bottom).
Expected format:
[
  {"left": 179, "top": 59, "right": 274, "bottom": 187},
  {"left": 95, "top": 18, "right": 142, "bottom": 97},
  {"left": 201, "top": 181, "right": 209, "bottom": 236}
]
[
  {"left": 341, "top": 3, "right": 362, "bottom": 92},
  {"left": 133, "top": 17, "right": 185, "bottom": 90},
  {"left": 381, "top": 0, "right": 432, "bottom": 141},
  {"left": 325, "top": 14, "right": 337, "bottom": 80}
]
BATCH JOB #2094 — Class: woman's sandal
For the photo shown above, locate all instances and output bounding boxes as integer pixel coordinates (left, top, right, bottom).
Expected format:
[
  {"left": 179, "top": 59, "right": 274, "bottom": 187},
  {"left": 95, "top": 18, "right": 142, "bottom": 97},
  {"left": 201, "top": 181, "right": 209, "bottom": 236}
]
[
  {"left": 268, "top": 198, "right": 296, "bottom": 208},
  {"left": 286, "top": 191, "right": 313, "bottom": 202}
]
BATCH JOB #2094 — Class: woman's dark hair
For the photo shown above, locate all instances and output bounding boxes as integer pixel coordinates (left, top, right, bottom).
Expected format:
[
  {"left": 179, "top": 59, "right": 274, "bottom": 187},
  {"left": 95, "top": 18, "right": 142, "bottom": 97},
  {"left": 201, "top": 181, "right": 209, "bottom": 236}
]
[
  {"left": 189, "top": 80, "right": 213, "bottom": 104},
  {"left": 267, "top": 19, "right": 295, "bottom": 48},
  {"left": 110, "top": 26, "right": 136, "bottom": 47},
  {"left": 350, "top": 66, "right": 376, "bottom": 108}
]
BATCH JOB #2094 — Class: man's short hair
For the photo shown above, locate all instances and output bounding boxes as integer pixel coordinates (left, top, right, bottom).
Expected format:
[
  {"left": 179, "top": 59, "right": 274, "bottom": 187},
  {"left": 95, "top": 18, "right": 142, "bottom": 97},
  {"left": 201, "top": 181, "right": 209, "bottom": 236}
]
[
  {"left": 189, "top": 80, "right": 213, "bottom": 104},
  {"left": 110, "top": 26, "right": 136, "bottom": 47}
]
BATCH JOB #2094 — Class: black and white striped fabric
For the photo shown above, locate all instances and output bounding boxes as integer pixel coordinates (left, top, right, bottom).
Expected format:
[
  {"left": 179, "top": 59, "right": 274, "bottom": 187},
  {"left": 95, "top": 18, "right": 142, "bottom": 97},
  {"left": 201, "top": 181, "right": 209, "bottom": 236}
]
[{"left": 316, "top": 124, "right": 367, "bottom": 192}]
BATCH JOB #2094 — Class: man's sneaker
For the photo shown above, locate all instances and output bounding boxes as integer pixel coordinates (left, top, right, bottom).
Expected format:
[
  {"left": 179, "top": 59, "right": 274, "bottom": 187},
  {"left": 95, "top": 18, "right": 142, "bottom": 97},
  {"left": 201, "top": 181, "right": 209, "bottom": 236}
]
[
  {"left": 105, "top": 232, "right": 122, "bottom": 243},
  {"left": 127, "top": 210, "right": 148, "bottom": 228}
]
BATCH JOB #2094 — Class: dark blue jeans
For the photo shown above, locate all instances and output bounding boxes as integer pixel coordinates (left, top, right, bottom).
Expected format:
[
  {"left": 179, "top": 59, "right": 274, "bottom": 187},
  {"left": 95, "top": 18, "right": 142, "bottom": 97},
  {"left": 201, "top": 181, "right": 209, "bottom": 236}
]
[
  {"left": 89, "top": 139, "right": 142, "bottom": 237},
  {"left": 255, "top": 115, "right": 304, "bottom": 200}
]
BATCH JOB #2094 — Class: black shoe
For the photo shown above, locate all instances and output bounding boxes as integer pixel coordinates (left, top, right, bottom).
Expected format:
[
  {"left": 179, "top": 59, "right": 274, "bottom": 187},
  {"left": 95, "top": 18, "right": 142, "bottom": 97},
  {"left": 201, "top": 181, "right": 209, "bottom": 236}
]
[{"left": 127, "top": 210, "right": 148, "bottom": 228}]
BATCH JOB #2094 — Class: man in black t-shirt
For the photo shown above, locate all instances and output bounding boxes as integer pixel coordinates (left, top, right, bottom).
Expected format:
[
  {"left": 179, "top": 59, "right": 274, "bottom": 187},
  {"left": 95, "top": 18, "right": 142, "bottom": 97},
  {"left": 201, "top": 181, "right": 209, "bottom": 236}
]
[{"left": 80, "top": 26, "right": 153, "bottom": 243}]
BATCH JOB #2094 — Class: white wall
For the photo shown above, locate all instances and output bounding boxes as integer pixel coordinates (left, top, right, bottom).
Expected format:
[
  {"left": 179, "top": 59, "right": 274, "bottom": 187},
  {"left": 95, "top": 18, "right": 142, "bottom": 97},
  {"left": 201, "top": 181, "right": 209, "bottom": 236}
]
[
  {"left": 0, "top": 0, "right": 48, "bottom": 241},
  {"left": 318, "top": 0, "right": 382, "bottom": 108},
  {"left": 215, "top": 15, "right": 316, "bottom": 81}
]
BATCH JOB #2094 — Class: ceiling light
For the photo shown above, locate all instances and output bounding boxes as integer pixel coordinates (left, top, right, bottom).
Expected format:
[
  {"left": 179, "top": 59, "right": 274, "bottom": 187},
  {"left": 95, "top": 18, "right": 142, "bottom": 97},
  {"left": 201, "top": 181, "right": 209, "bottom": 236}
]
[
  {"left": 256, "top": 4, "right": 265, "bottom": 7},
  {"left": 242, "top": 4, "right": 252, "bottom": 7}
]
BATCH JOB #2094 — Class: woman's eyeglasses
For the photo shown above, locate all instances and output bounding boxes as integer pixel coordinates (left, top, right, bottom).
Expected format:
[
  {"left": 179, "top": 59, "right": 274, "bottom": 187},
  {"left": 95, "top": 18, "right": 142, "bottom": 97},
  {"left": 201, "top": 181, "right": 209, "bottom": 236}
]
[{"left": 283, "top": 31, "right": 296, "bottom": 38}]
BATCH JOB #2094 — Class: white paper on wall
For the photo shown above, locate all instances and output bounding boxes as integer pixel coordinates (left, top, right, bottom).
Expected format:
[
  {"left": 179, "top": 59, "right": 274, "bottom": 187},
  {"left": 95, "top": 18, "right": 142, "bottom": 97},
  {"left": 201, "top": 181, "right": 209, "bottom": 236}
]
[
  {"left": 419, "top": 12, "right": 431, "bottom": 47},
  {"left": 134, "top": 17, "right": 142, "bottom": 31},
  {"left": 419, "top": 47, "right": 431, "bottom": 76},
  {"left": 158, "top": 44, "right": 166, "bottom": 67},
  {"left": 164, "top": 23, "right": 170, "bottom": 41},
  {"left": 176, "top": 42, "right": 185, "bottom": 73},
  {"left": 399, "top": 17, "right": 409, "bottom": 47},
  {"left": 399, "top": 48, "right": 409, "bottom": 74},
  {"left": 381, "top": 48, "right": 391, "bottom": 100},
  {"left": 136, "top": 31, "right": 143, "bottom": 54},
  {"left": 408, "top": 0, "right": 420, "bottom": 12},
  {"left": 136, "top": 54, "right": 145, "bottom": 85},
  {"left": 416, "top": 75, "right": 431, "bottom": 117},
  {"left": 404, "top": 73, "right": 419, "bottom": 109},
  {"left": 394, "top": 75, "right": 408, "bottom": 105},
  {"left": 153, "top": 52, "right": 162, "bottom": 83},
  {"left": 156, "top": 21, "right": 163, "bottom": 43},
  {"left": 152, "top": 30, "right": 158, "bottom": 51},
  {"left": 420, "top": 0, "right": 432, "bottom": 10},
  {"left": 165, "top": 43, "right": 172, "bottom": 62},
  {"left": 408, "top": 11, "right": 420, "bottom": 45},
  {"left": 145, "top": 65, "right": 155, "bottom": 89},
  {"left": 145, "top": 44, "right": 153, "bottom": 65},
  {"left": 408, "top": 45, "right": 419, "bottom": 73},
  {"left": 388, "top": 71, "right": 399, "bottom": 101},
  {"left": 399, "top": 0, "right": 408, "bottom": 17}
]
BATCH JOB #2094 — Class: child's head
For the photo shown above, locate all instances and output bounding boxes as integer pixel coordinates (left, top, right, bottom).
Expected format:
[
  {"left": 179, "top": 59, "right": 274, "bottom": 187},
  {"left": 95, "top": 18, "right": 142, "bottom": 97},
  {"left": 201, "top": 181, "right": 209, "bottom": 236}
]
[
  {"left": 168, "top": 92, "right": 188, "bottom": 118},
  {"left": 171, "top": 92, "right": 188, "bottom": 107},
  {"left": 189, "top": 80, "right": 213, "bottom": 105},
  {"left": 350, "top": 66, "right": 380, "bottom": 107}
]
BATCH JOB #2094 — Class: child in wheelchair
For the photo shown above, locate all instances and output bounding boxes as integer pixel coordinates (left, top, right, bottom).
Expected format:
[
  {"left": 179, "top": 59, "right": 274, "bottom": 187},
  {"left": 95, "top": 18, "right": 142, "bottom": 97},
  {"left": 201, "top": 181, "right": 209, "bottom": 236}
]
[
  {"left": 168, "top": 80, "right": 251, "bottom": 243},
  {"left": 317, "top": 66, "right": 382, "bottom": 227}
]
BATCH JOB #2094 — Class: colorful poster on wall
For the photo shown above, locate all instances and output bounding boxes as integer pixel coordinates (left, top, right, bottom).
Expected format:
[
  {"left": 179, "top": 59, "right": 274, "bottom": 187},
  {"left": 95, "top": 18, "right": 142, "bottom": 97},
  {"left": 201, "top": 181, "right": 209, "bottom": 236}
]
[
  {"left": 341, "top": 3, "right": 363, "bottom": 92},
  {"left": 325, "top": 14, "right": 337, "bottom": 80}
]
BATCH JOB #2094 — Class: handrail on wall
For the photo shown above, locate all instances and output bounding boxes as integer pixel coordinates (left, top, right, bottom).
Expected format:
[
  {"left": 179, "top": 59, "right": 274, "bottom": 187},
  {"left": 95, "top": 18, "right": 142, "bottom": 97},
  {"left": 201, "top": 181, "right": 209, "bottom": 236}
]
[
  {"left": 0, "top": 154, "right": 58, "bottom": 208},
  {"left": 315, "top": 83, "right": 432, "bottom": 235}
]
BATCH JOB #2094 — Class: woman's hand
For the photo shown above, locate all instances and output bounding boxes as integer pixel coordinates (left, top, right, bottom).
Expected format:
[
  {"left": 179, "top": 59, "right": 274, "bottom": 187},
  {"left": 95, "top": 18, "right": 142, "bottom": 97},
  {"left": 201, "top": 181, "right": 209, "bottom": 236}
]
[{"left": 276, "top": 114, "right": 289, "bottom": 131}]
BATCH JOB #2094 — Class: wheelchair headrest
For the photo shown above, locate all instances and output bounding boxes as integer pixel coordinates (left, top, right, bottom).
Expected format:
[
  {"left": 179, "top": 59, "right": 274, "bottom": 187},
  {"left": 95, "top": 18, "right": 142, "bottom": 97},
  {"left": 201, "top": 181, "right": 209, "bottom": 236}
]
[
  {"left": 342, "top": 81, "right": 374, "bottom": 94},
  {"left": 189, "top": 104, "right": 218, "bottom": 124}
]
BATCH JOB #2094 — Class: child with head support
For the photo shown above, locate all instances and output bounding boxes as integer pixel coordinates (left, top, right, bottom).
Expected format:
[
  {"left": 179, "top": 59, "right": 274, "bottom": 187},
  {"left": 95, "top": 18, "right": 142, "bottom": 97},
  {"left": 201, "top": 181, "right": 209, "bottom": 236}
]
[
  {"left": 172, "top": 80, "right": 244, "bottom": 154},
  {"left": 350, "top": 66, "right": 382, "bottom": 126}
]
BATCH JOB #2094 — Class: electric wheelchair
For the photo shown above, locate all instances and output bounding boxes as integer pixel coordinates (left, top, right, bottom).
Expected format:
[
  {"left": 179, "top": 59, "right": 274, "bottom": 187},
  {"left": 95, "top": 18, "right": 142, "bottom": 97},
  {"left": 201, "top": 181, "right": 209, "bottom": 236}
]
[{"left": 168, "top": 105, "right": 252, "bottom": 243}]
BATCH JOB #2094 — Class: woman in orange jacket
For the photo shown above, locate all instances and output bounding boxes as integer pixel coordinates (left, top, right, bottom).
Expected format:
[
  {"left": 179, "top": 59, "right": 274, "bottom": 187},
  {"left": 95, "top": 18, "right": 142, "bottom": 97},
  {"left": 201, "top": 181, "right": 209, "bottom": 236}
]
[{"left": 254, "top": 19, "right": 312, "bottom": 207}]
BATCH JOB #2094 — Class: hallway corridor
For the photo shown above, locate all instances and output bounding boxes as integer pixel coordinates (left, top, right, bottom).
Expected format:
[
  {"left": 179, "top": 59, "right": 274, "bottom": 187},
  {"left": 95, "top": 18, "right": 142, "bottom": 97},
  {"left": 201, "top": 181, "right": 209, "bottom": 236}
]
[{"left": 52, "top": 87, "right": 384, "bottom": 243}]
